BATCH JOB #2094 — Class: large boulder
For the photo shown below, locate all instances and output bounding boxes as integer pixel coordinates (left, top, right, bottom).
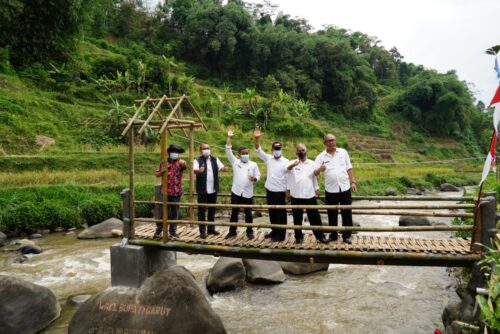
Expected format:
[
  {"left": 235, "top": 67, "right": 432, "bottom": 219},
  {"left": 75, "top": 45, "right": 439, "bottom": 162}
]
[
  {"left": 206, "top": 257, "right": 246, "bottom": 294},
  {"left": 0, "top": 232, "right": 6, "bottom": 247},
  {"left": 279, "top": 262, "right": 329, "bottom": 275},
  {"left": 398, "top": 216, "right": 431, "bottom": 226},
  {"left": 0, "top": 275, "right": 61, "bottom": 334},
  {"left": 69, "top": 266, "right": 226, "bottom": 334},
  {"left": 14, "top": 239, "right": 42, "bottom": 254},
  {"left": 440, "top": 183, "right": 460, "bottom": 192},
  {"left": 242, "top": 259, "right": 286, "bottom": 284},
  {"left": 385, "top": 187, "right": 397, "bottom": 196},
  {"left": 78, "top": 218, "right": 123, "bottom": 239}
]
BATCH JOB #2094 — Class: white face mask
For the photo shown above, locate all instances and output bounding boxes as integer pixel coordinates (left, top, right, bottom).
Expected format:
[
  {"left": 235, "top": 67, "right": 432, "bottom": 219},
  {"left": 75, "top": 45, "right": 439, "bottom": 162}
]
[
  {"left": 202, "top": 149, "right": 210, "bottom": 157},
  {"left": 273, "top": 150, "right": 281, "bottom": 158},
  {"left": 240, "top": 154, "right": 249, "bottom": 163},
  {"left": 170, "top": 152, "right": 179, "bottom": 160}
]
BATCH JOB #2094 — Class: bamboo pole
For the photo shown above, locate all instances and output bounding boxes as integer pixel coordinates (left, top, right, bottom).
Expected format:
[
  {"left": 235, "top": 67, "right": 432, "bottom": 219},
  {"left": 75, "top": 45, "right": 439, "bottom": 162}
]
[
  {"left": 186, "top": 98, "right": 208, "bottom": 131},
  {"left": 134, "top": 201, "right": 474, "bottom": 210},
  {"left": 128, "top": 127, "right": 135, "bottom": 239},
  {"left": 161, "top": 129, "right": 169, "bottom": 243},
  {"left": 188, "top": 126, "right": 195, "bottom": 221},
  {"left": 121, "top": 97, "right": 149, "bottom": 137},
  {"left": 195, "top": 193, "right": 474, "bottom": 202},
  {"left": 135, "top": 97, "right": 185, "bottom": 103},
  {"left": 132, "top": 202, "right": 473, "bottom": 218},
  {"left": 138, "top": 95, "right": 167, "bottom": 134},
  {"left": 159, "top": 95, "right": 185, "bottom": 134},
  {"left": 135, "top": 218, "right": 474, "bottom": 232}
]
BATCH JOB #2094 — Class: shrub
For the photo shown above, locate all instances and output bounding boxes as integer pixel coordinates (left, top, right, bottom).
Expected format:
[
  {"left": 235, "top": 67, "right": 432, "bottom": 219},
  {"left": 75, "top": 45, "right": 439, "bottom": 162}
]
[
  {"left": 39, "top": 200, "right": 82, "bottom": 230},
  {"left": 271, "top": 118, "right": 322, "bottom": 137},
  {"left": 80, "top": 197, "right": 121, "bottom": 226},
  {"left": 2, "top": 202, "right": 43, "bottom": 234}
]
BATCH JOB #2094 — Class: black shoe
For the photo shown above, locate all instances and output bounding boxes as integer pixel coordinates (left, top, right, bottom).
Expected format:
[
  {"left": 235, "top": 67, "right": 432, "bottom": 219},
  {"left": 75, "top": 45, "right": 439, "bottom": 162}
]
[
  {"left": 271, "top": 236, "right": 285, "bottom": 242},
  {"left": 169, "top": 231, "right": 178, "bottom": 238},
  {"left": 295, "top": 237, "right": 303, "bottom": 244},
  {"left": 264, "top": 232, "right": 274, "bottom": 239},
  {"left": 200, "top": 231, "right": 207, "bottom": 239},
  {"left": 225, "top": 231, "right": 237, "bottom": 239},
  {"left": 343, "top": 237, "right": 352, "bottom": 245},
  {"left": 328, "top": 233, "right": 338, "bottom": 242},
  {"left": 208, "top": 230, "right": 220, "bottom": 235},
  {"left": 318, "top": 237, "right": 330, "bottom": 244},
  {"left": 247, "top": 232, "right": 255, "bottom": 240},
  {"left": 153, "top": 231, "right": 162, "bottom": 239}
]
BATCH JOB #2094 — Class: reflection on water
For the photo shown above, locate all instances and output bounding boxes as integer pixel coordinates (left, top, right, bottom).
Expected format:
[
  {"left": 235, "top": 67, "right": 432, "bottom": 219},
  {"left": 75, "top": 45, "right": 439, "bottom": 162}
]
[{"left": 0, "top": 192, "right": 465, "bottom": 333}]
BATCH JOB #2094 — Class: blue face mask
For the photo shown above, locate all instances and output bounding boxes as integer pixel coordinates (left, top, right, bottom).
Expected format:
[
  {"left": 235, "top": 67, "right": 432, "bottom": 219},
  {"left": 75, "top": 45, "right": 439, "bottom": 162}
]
[
  {"left": 273, "top": 150, "right": 281, "bottom": 158},
  {"left": 240, "top": 154, "right": 249, "bottom": 163}
]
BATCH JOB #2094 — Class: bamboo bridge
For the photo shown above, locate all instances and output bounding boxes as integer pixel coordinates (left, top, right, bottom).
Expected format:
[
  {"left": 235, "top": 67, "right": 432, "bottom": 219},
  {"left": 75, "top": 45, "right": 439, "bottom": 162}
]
[{"left": 118, "top": 95, "right": 498, "bottom": 269}]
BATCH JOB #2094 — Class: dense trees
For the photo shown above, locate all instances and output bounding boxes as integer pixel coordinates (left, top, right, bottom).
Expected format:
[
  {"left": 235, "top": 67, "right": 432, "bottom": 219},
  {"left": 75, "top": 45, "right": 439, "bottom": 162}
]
[{"left": 0, "top": 0, "right": 490, "bottom": 145}]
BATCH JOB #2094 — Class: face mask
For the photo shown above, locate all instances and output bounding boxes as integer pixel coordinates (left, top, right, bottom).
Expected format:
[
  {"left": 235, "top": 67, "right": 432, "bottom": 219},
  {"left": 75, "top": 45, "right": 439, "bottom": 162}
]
[
  {"left": 202, "top": 149, "right": 210, "bottom": 157},
  {"left": 240, "top": 154, "right": 249, "bottom": 163},
  {"left": 273, "top": 150, "right": 281, "bottom": 158},
  {"left": 170, "top": 153, "right": 179, "bottom": 160},
  {"left": 297, "top": 151, "right": 306, "bottom": 160}
]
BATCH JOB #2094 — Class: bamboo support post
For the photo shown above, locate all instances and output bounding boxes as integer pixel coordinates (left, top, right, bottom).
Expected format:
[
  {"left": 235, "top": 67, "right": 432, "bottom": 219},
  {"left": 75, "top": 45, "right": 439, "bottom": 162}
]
[
  {"left": 186, "top": 98, "right": 208, "bottom": 131},
  {"left": 121, "top": 189, "right": 131, "bottom": 240},
  {"left": 188, "top": 126, "right": 195, "bottom": 221},
  {"left": 128, "top": 127, "right": 135, "bottom": 239},
  {"left": 135, "top": 97, "right": 184, "bottom": 103},
  {"left": 161, "top": 129, "right": 169, "bottom": 243},
  {"left": 159, "top": 95, "right": 185, "bottom": 134},
  {"left": 134, "top": 218, "right": 474, "bottom": 232}
]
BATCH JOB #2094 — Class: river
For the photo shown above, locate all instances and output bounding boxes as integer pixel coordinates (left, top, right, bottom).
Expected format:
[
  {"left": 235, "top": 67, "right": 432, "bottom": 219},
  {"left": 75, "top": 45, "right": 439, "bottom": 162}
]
[{"left": 0, "top": 193, "right": 465, "bottom": 333}]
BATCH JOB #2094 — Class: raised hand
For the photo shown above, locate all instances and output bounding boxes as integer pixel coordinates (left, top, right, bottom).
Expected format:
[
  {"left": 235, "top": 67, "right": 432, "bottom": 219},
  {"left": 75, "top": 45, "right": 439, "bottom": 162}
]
[
  {"left": 288, "top": 159, "right": 300, "bottom": 170},
  {"left": 227, "top": 129, "right": 234, "bottom": 138},
  {"left": 199, "top": 162, "right": 205, "bottom": 173},
  {"left": 319, "top": 161, "right": 326, "bottom": 172},
  {"left": 253, "top": 126, "right": 262, "bottom": 139}
]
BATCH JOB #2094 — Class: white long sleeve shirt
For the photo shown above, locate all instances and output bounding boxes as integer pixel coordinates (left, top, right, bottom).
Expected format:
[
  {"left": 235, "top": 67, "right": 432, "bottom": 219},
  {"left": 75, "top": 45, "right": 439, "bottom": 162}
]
[
  {"left": 314, "top": 148, "right": 353, "bottom": 193},
  {"left": 255, "top": 146, "right": 289, "bottom": 192},
  {"left": 226, "top": 145, "right": 260, "bottom": 198},
  {"left": 287, "top": 159, "right": 319, "bottom": 199},
  {"left": 193, "top": 157, "right": 225, "bottom": 194}
]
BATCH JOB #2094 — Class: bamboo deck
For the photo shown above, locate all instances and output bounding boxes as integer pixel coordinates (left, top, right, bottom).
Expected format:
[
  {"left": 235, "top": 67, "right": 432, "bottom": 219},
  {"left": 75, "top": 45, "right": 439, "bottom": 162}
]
[{"left": 131, "top": 223, "right": 473, "bottom": 256}]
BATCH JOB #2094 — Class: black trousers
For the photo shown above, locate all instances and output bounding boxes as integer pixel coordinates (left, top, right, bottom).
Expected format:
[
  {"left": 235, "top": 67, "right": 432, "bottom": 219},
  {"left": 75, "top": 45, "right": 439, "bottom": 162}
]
[
  {"left": 230, "top": 192, "right": 253, "bottom": 234},
  {"left": 266, "top": 189, "right": 287, "bottom": 239},
  {"left": 290, "top": 197, "right": 325, "bottom": 240},
  {"left": 325, "top": 189, "right": 353, "bottom": 239},
  {"left": 198, "top": 192, "right": 217, "bottom": 233},
  {"left": 155, "top": 195, "right": 180, "bottom": 235}
]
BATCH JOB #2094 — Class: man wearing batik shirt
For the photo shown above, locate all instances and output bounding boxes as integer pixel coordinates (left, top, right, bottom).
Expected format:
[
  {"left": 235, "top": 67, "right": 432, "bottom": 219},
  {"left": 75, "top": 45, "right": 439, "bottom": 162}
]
[
  {"left": 154, "top": 144, "right": 187, "bottom": 239},
  {"left": 314, "top": 134, "right": 357, "bottom": 244}
]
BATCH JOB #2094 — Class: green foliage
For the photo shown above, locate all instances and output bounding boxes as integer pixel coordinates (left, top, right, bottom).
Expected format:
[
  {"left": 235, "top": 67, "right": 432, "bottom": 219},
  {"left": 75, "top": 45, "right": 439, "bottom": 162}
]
[
  {"left": 476, "top": 242, "right": 500, "bottom": 332},
  {"left": 80, "top": 197, "right": 120, "bottom": 226}
]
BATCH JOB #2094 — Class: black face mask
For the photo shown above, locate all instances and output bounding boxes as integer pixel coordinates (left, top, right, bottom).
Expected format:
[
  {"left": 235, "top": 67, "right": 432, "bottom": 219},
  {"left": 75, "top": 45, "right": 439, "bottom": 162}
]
[{"left": 297, "top": 152, "right": 306, "bottom": 160}]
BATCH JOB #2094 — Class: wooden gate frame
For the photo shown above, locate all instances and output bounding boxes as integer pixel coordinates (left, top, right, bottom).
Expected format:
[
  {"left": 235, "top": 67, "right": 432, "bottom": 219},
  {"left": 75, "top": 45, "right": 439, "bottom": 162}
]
[{"left": 121, "top": 94, "right": 207, "bottom": 243}]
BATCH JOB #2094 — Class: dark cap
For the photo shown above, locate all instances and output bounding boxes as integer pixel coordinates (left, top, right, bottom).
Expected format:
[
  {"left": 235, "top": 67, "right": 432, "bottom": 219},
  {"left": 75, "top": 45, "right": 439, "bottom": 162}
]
[
  {"left": 272, "top": 142, "right": 282, "bottom": 150},
  {"left": 167, "top": 144, "right": 185, "bottom": 153}
]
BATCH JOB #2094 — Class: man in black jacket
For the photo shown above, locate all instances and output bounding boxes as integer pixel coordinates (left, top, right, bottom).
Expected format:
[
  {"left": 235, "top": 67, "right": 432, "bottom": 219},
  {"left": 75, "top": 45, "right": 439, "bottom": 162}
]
[{"left": 193, "top": 143, "right": 228, "bottom": 238}]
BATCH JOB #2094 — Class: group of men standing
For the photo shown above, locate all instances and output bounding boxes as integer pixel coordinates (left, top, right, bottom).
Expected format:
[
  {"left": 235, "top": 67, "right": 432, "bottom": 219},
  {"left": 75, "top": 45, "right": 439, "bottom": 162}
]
[{"left": 154, "top": 127, "right": 357, "bottom": 245}]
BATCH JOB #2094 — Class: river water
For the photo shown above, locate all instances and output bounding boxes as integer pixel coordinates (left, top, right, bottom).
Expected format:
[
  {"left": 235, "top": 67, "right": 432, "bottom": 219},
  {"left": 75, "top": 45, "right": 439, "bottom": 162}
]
[{"left": 0, "top": 193, "right": 465, "bottom": 333}]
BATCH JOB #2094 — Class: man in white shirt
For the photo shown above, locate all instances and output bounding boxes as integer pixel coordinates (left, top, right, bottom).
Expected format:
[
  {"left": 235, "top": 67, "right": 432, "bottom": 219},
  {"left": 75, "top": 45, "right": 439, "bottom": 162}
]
[
  {"left": 254, "top": 126, "right": 289, "bottom": 242},
  {"left": 226, "top": 130, "right": 261, "bottom": 239},
  {"left": 287, "top": 144, "right": 329, "bottom": 244},
  {"left": 314, "top": 134, "right": 357, "bottom": 244},
  {"left": 193, "top": 143, "right": 228, "bottom": 239}
]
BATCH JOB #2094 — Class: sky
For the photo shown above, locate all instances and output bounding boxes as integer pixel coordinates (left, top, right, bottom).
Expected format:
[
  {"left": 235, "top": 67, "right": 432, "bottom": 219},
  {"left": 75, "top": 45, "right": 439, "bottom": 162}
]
[{"left": 147, "top": 0, "right": 500, "bottom": 104}]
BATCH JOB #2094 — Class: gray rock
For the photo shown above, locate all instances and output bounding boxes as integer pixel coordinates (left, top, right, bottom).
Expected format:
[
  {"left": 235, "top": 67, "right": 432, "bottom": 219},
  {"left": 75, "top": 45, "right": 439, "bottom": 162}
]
[
  {"left": 279, "top": 262, "right": 329, "bottom": 275},
  {"left": 442, "top": 301, "right": 461, "bottom": 327},
  {"left": 67, "top": 228, "right": 77, "bottom": 232},
  {"left": 242, "top": 259, "right": 286, "bottom": 284},
  {"left": 54, "top": 227, "right": 65, "bottom": 232},
  {"left": 0, "top": 231, "right": 6, "bottom": 247},
  {"left": 15, "top": 239, "right": 35, "bottom": 247},
  {"left": 0, "top": 275, "right": 61, "bottom": 334},
  {"left": 19, "top": 244, "right": 42, "bottom": 255},
  {"left": 206, "top": 257, "right": 246, "bottom": 294},
  {"left": 65, "top": 231, "right": 75, "bottom": 236},
  {"left": 12, "top": 256, "right": 28, "bottom": 264},
  {"left": 29, "top": 234, "right": 43, "bottom": 239},
  {"left": 69, "top": 266, "right": 225, "bottom": 334},
  {"left": 385, "top": 187, "right": 397, "bottom": 196},
  {"left": 440, "top": 183, "right": 460, "bottom": 192},
  {"left": 398, "top": 216, "right": 431, "bottom": 226},
  {"left": 406, "top": 187, "right": 418, "bottom": 195},
  {"left": 78, "top": 218, "right": 123, "bottom": 239},
  {"left": 67, "top": 294, "right": 92, "bottom": 306}
]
